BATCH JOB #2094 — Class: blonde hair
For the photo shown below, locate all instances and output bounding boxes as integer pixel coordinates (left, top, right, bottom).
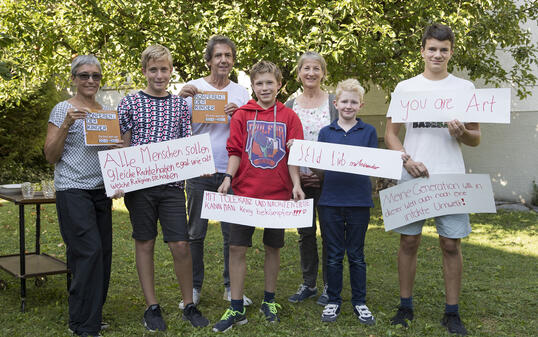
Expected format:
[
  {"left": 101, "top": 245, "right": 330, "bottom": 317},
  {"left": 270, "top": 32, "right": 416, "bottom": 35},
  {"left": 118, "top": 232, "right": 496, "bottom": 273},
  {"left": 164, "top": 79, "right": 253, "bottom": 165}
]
[
  {"left": 250, "top": 60, "right": 282, "bottom": 84},
  {"left": 296, "top": 51, "right": 327, "bottom": 82},
  {"left": 335, "top": 79, "right": 365, "bottom": 103},
  {"left": 141, "top": 44, "right": 173, "bottom": 69}
]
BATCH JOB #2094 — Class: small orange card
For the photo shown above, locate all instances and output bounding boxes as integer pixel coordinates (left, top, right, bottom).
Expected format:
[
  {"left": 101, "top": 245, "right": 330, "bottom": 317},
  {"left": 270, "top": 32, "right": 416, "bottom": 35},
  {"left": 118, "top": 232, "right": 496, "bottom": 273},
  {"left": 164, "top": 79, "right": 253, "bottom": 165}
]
[
  {"left": 192, "top": 91, "right": 228, "bottom": 123},
  {"left": 84, "top": 109, "right": 121, "bottom": 146}
]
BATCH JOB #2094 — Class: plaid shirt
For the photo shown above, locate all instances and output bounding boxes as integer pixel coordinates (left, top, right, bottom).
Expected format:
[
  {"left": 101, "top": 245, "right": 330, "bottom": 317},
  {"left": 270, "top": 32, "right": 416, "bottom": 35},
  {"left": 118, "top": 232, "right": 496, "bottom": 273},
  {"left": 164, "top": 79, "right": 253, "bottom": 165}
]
[{"left": 118, "top": 90, "right": 191, "bottom": 188}]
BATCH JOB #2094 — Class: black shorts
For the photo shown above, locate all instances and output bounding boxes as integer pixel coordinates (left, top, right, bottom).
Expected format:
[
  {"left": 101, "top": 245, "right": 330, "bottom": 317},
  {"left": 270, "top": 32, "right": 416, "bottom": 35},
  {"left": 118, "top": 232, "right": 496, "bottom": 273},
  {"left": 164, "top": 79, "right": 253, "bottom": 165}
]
[
  {"left": 124, "top": 185, "right": 188, "bottom": 242},
  {"left": 229, "top": 224, "right": 285, "bottom": 248}
]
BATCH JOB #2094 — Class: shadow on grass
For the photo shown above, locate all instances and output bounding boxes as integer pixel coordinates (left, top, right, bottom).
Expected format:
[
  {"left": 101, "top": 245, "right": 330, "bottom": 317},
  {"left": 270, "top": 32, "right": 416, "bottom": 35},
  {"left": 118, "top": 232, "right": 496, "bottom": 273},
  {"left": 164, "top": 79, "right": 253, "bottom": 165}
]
[{"left": 0, "top": 202, "right": 536, "bottom": 336}]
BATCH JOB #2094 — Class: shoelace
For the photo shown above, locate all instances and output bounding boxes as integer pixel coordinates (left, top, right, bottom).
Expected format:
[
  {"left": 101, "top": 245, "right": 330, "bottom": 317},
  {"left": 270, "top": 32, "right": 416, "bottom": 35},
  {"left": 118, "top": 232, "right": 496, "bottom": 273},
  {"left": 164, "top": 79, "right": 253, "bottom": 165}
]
[
  {"left": 356, "top": 305, "right": 372, "bottom": 317},
  {"left": 221, "top": 308, "right": 243, "bottom": 320},
  {"left": 295, "top": 284, "right": 309, "bottom": 294},
  {"left": 323, "top": 304, "right": 339, "bottom": 315},
  {"left": 262, "top": 301, "right": 281, "bottom": 314}
]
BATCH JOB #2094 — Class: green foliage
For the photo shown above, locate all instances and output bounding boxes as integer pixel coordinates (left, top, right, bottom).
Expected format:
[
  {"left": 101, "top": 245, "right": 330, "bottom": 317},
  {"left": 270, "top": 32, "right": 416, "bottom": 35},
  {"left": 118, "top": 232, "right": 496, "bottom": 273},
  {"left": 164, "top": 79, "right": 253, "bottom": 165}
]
[
  {"left": 0, "top": 0, "right": 536, "bottom": 105},
  {"left": 532, "top": 180, "right": 538, "bottom": 206},
  {"left": 0, "top": 80, "right": 65, "bottom": 183}
]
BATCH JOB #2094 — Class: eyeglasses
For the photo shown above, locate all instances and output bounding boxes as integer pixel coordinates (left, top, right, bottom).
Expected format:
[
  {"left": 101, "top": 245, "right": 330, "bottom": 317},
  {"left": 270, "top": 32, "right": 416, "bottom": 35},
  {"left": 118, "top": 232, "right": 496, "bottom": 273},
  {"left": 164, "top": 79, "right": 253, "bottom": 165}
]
[{"left": 75, "top": 73, "right": 102, "bottom": 81}]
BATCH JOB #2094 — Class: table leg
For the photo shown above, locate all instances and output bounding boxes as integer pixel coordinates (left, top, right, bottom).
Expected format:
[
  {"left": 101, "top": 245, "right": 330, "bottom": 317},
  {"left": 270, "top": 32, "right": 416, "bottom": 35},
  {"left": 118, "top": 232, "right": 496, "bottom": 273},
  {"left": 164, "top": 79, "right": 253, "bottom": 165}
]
[
  {"left": 19, "top": 204, "right": 26, "bottom": 312},
  {"left": 35, "top": 204, "right": 41, "bottom": 255}
]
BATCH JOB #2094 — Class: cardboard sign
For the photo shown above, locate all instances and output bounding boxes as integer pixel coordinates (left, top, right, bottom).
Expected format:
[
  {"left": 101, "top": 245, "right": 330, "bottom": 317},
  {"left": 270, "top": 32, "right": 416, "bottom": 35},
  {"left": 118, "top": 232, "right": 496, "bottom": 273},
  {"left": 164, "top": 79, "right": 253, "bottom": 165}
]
[
  {"left": 288, "top": 139, "right": 403, "bottom": 180},
  {"left": 192, "top": 91, "right": 228, "bottom": 123},
  {"left": 388, "top": 88, "right": 510, "bottom": 123},
  {"left": 98, "top": 134, "right": 215, "bottom": 196},
  {"left": 201, "top": 191, "right": 314, "bottom": 229},
  {"left": 84, "top": 109, "right": 121, "bottom": 145},
  {"left": 380, "top": 174, "right": 496, "bottom": 231}
]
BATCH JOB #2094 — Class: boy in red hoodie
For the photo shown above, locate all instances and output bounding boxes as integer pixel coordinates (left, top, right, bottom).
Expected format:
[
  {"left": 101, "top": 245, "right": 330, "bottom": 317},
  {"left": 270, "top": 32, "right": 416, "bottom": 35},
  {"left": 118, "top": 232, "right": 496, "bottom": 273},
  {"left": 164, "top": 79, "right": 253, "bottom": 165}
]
[{"left": 212, "top": 61, "right": 305, "bottom": 332}]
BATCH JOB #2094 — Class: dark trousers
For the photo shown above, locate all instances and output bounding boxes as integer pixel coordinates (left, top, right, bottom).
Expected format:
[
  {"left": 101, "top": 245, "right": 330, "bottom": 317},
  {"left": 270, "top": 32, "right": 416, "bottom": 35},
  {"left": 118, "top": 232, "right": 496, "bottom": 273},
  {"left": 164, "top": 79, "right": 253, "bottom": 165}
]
[
  {"left": 186, "top": 174, "right": 231, "bottom": 290},
  {"left": 56, "top": 189, "right": 112, "bottom": 335},
  {"left": 319, "top": 206, "right": 369, "bottom": 306},
  {"left": 297, "top": 186, "right": 327, "bottom": 288}
]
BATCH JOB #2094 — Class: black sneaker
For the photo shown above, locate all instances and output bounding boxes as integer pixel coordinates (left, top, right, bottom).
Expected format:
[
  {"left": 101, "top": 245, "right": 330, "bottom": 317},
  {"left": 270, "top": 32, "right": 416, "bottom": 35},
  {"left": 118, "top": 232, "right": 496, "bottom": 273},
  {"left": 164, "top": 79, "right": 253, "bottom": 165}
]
[
  {"left": 316, "top": 284, "right": 329, "bottom": 306},
  {"left": 353, "top": 304, "right": 376, "bottom": 325},
  {"left": 288, "top": 284, "right": 317, "bottom": 303},
  {"left": 390, "top": 306, "right": 414, "bottom": 327},
  {"left": 260, "top": 300, "right": 281, "bottom": 323},
  {"left": 182, "top": 303, "right": 209, "bottom": 327},
  {"left": 143, "top": 304, "right": 166, "bottom": 332},
  {"left": 212, "top": 307, "right": 248, "bottom": 332},
  {"left": 321, "top": 303, "right": 340, "bottom": 322},
  {"left": 441, "top": 312, "right": 468, "bottom": 336}
]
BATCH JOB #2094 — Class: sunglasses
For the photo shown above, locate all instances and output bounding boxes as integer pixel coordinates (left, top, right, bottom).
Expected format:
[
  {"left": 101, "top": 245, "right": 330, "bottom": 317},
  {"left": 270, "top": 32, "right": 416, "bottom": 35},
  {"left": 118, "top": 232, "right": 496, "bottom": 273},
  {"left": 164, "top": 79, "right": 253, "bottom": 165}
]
[{"left": 75, "top": 72, "right": 103, "bottom": 81}]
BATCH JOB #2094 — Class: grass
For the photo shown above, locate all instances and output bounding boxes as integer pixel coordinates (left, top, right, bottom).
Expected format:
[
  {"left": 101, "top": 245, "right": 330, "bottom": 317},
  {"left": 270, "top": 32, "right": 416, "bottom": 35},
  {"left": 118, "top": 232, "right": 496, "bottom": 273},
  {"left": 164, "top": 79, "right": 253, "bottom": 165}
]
[{"left": 0, "top": 199, "right": 536, "bottom": 337}]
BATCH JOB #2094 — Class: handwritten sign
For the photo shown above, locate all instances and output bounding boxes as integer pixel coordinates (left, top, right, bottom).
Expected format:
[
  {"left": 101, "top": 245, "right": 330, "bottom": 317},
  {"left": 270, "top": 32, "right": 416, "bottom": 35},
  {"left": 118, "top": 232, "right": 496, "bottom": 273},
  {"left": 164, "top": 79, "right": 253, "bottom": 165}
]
[
  {"left": 201, "top": 191, "right": 314, "bottom": 229},
  {"left": 388, "top": 88, "right": 510, "bottom": 123},
  {"left": 192, "top": 91, "right": 228, "bottom": 124},
  {"left": 98, "top": 134, "right": 215, "bottom": 196},
  {"left": 84, "top": 109, "right": 121, "bottom": 145},
  {"left": 288, "top": 139, "right": 403, "bottom": 180},
  {"left": 380, "top": 174, "right": 496, "bottom": 231}
]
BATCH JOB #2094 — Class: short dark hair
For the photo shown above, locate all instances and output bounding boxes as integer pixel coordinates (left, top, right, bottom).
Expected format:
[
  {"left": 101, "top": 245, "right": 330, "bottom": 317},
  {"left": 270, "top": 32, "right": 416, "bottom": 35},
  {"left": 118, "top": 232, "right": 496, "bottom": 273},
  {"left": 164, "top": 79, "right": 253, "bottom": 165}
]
[
  {"left": 204, "top": 35, "right": 237, "bottom": 62},
  {"left": 422, "top": 23, "right": 455, "bottom": 49}
]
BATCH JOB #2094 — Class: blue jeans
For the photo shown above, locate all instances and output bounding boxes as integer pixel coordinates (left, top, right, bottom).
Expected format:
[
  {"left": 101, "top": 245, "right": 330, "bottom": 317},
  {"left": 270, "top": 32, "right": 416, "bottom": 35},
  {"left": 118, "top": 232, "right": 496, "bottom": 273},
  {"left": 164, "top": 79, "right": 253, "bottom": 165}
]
[
  {"left": 186, "top": 174, "right": 232, "bottom": 289},
  {"left": 319, "top": 206, "right": 370, "bottom": 306}
]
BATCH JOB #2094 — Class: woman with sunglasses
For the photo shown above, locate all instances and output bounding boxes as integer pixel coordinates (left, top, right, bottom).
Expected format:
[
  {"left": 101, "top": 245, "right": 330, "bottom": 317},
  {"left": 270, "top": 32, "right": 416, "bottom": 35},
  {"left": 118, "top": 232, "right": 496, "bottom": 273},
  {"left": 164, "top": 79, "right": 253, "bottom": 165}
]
[{"left": 44, "top": 55, "right": 115, "bottom": 337}]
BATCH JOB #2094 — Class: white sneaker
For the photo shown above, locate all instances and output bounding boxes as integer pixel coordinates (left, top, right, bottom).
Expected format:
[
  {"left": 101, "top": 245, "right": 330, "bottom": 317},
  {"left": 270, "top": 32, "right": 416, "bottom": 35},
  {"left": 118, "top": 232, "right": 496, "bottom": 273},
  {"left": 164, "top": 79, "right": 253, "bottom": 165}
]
[
  {"left": 353, "top": 304, "right": 376, "bottom": 325},
  {"left": 178, "top": 288, "right": 201, "bottom": 310},
  {"left": 223, "top": 287, "right": 253, "bottom": 306}
]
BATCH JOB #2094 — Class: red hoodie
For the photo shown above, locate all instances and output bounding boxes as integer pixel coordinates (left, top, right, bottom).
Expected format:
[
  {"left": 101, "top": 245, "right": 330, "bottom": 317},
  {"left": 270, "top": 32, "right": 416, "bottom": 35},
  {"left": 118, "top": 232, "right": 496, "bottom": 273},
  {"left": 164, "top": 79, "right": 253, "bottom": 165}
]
[{"left": 227, "top": 99, "right": 304, "bottom": 200}]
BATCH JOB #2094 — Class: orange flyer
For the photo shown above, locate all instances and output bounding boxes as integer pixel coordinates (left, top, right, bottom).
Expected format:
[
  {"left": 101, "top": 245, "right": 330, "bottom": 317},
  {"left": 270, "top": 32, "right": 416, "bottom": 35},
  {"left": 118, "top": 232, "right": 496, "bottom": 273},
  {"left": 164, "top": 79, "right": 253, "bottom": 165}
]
[
  {"left": 84, "top": 109, "right": 121, "bottom": 146},
  {"left": 192, "top": 91, "right": 228, "bottom": 124}
]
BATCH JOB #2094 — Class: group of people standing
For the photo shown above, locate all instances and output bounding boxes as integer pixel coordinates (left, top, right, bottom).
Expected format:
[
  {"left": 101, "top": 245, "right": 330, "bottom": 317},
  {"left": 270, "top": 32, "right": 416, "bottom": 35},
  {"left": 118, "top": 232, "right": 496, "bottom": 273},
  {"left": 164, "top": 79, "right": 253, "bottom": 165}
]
[{"left": 44, "top": 23, "right": 479, "bottom": 336}]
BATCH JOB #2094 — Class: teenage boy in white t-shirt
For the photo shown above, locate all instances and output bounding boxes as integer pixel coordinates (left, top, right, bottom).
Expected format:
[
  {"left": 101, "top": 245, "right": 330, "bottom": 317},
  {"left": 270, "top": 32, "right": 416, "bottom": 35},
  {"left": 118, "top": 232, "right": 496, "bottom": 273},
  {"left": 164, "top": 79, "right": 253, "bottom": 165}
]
[
  {"left": 384, "top": 23, "right": 480, "bottom": 336},
  {"left": 178, "top": 36, "right": 252, "bottom": 308}
]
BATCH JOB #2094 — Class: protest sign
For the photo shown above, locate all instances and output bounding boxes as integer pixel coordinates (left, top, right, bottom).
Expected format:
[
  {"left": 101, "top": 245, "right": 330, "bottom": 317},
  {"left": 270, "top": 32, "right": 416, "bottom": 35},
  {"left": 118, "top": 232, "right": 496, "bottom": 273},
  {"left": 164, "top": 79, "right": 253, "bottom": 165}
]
[
  {"left": 192, "top": 91, "right": 228, "bottom": 123},
  {"left": 288, "top": 139, "right": 402, "bottom": 180},
  {"left": 380, "top": 174, "right": 496, "bottom": 231},
  {"left": 201, "top": 191, "right": 314, "bottom": 229},
  {"left": 388, "top": 88, "right": 510, "bottom": 123},
  {"left": 98, "top": 134, "right": 215, "bottom": 197},
  {"left": 84, "top": 109, "right": 121, "bottom": 145}
]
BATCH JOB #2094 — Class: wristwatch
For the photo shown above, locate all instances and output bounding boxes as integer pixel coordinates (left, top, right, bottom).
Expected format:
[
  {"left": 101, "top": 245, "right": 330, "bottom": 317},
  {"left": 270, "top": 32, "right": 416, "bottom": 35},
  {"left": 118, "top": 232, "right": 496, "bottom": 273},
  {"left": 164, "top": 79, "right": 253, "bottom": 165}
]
[{"left": 223, "top": 173, "right": 233, "bottom": 183}]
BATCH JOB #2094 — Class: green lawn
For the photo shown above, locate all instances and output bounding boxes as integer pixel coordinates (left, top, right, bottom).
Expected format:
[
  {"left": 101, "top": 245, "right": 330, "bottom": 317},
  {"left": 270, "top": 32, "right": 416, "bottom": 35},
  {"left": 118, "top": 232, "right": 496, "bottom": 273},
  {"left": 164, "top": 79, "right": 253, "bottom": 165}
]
[{"left": 0, "top": 199, "right": 536, "bottom": 336}]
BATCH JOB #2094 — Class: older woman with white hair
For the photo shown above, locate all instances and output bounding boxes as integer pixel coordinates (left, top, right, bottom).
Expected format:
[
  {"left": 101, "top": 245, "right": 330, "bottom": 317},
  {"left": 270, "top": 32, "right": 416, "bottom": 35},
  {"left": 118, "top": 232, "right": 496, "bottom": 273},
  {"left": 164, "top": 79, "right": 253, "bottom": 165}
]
[
  {"left": 44, "top": 55, "right": 114, "bottom": 337},
  {"left": 286, "top": 51, "right": 338, "bottom": 306}
]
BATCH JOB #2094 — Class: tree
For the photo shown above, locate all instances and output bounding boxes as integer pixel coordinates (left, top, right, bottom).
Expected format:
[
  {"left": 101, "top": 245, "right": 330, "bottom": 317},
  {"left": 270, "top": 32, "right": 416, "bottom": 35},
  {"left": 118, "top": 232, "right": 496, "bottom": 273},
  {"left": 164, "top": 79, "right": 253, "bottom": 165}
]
[{"left": 1, "top": 0, "right": 536, "bottom": 103}]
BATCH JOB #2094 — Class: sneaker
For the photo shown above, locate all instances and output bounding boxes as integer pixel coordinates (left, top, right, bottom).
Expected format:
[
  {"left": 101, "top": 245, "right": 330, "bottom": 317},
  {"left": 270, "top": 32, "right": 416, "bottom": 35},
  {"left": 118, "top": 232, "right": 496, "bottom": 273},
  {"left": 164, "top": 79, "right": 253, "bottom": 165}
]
[
  {"left": 260, "top": 300, "right": 282, "bottom": 323},
  {"left": 441, "top": 312, "right": 468, "bottom": 336},
  {"left": 182, "top": 303, "right": 209, "bottom": 327},
  {"left": 179, "top": 288, "right": 201, "bottom": 310},
  {"left": 321, "top": 303, "right": 340, "bottom": 322},
  {"left": 143, "top": 304, "right": 166, "bottom": 332},
  {"left": 223, "top": 287, "right": 253, "bottom": 306},
  {"left": 317, "top": 284, "right": 329, "bottom": 306},
  {"left": 390, "top": 306, "right": 414, "bottom": 327},
  {"left": 68, "top": 322, "right": 108, "bottom": 335},
  {"left": 288, "top": 284, "right": 317, "bottom": 303},
  {"left": 353, "top": 304, "right": 376, "bottom": 325},
  {"left": 212, "top": 307, "right": 248, "bottom": 332}
]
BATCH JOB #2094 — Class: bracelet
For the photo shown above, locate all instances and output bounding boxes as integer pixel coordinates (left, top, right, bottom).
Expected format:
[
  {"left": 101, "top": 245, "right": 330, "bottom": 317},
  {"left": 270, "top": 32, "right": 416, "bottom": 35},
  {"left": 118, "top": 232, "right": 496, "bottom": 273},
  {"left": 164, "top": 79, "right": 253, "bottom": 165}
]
[{"left": 223, "top": 173, "right": 233, "bottom": 183}]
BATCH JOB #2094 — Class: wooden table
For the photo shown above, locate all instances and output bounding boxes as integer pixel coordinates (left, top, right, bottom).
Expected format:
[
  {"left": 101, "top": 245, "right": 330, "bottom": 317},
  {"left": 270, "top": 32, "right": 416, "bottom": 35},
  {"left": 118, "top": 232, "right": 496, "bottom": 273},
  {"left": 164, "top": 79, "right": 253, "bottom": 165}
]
[{"left": 0, "top": 191, "right": 70, "bottom": 312}]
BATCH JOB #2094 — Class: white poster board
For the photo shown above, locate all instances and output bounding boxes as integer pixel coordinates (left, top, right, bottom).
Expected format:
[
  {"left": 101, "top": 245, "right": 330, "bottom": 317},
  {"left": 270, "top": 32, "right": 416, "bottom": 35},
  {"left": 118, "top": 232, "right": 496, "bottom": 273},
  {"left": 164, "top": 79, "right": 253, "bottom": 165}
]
[
  {"left": 288, "top": 139, "right": 403, "bottom": 180},
  {"left": 380, "top": 174, "right": 496, "bottom": 231},
  {"left": 98, "top": 134, "right": 215, "bottom": 197},
  {"left": 388, "top": 88, "right": 510, "bottom": 123},
  {"left": 201, "top": 191, "right": 314, "bottom": 229}
]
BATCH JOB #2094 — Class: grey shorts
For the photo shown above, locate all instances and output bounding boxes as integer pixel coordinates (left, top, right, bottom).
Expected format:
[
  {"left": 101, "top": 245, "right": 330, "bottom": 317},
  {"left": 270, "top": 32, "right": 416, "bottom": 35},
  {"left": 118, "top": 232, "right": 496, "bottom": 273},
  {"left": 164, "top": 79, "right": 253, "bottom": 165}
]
[
  {"left": 124, "top": 185, "right": 188, "bottom": 242},
  {"left": 393, "top": 213, "right": 471, "bottom": 238}
]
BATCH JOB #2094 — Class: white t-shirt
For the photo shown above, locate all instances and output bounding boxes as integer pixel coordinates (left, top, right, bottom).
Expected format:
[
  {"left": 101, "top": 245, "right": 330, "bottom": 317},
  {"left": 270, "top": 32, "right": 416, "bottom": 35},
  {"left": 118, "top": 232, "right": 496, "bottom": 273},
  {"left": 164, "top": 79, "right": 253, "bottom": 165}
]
[
  {"left": 185, "top": 78, "right": 250, "bottom": 172},
  {"left": 388, "top": 74, "right": 475, "bottom": 177}
]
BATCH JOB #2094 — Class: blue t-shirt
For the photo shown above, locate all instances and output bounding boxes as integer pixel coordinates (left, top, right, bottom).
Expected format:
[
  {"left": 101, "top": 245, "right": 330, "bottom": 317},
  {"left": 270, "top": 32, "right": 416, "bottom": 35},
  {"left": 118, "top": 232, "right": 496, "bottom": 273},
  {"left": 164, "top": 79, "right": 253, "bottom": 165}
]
[{"left": 317, "top": 119, "right": 378, "bottom": 207}]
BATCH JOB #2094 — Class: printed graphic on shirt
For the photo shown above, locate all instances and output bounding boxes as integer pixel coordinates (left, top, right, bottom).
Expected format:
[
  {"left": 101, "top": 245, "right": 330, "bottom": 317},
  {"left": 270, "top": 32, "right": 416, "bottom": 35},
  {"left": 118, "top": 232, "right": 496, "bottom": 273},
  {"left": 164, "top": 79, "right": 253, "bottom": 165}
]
[
  {"left": 412, "top": 121, "right": 448, "bottom": 128},
  {"left": 246, "top": 120, "right": 287, "bottom": 169}
]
